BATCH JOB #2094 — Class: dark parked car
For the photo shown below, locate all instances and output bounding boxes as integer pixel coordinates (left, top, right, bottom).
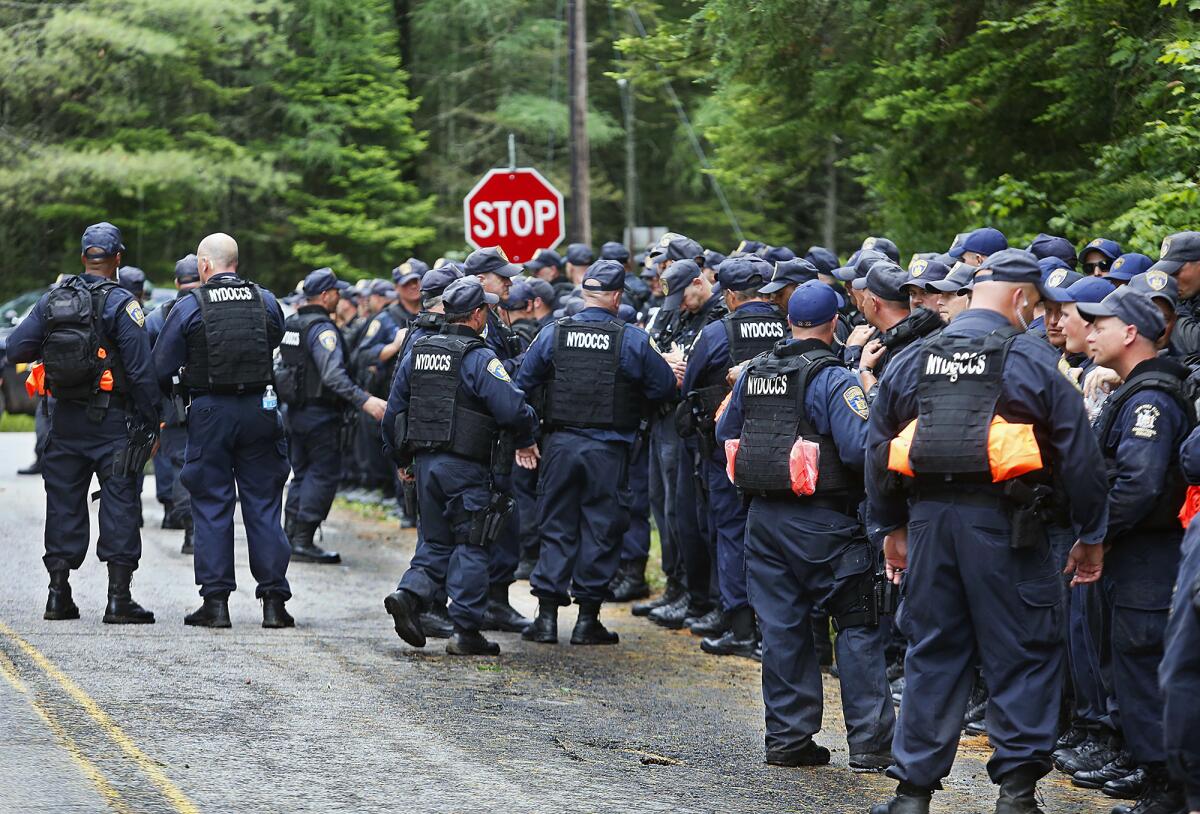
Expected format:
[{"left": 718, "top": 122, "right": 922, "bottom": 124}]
[{"left": 0, "top": 288, "right": 48, "bottom": 415}]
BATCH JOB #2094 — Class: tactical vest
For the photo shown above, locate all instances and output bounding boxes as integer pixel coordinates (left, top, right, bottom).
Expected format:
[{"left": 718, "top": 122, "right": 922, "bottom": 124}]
[
  {"left": 182, "top": 277, "right": 274, "bottom": 393},
  {"left": 734, "top": 345, "right": 862, "bottom": 499},
  {"left": 385, "top": 302, "right": 415, "bottom": 328},
  {"left": 1095, "top": 363, "right": 1197, "bottom": 532},
  {"left": 277, "top": 307, "right": 343, "bottom": 407},
  {"left": 397, "top": 311, "right": 445, "bottom": 364},
  {"left": 404, "top": 330, "right": 498, "bottom": 463},
  {"left": 544, "top": 317, "right": 644, "bottom": 431},
  {"left": 41, "top": 276, "right": 127, "bottom": 406},
  {"left": 693, "top": 307, "right": 787, "bottom": 417},
  {"left": 907, "top": 327, "right": 1021, "bottom": 478}
]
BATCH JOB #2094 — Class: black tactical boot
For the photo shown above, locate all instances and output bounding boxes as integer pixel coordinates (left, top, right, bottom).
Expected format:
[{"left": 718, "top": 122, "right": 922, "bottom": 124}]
[
  {"left": 17, "top": 459, "right": 42, "bottom": 476},
  {"left": 1059, "top": 732, "right": 1120, "bottom": 776},
  {"left": 482, "top": 583, "right": 530, "bottom": 632},
  {"left": 514, "top": 557, "right": 537, "bottom": 582},
  {"left": 610, "top": 558, "right": 650, "bottom": 602},
  {"left": 849, "top": 750, "right": 894, "bottom": 772},
  {"left": 184, "top": 594, "right": 231, "bottom": 628},
  {"left": 812, "top": 611, "right": 834, "bottom": 668},
  {"left": 44, "top": 570, "right": 80, "bottom": 620},
  {"left": 161, "top": 500, "right": 184, "bottom": 529},
  {"left": 262, "top": 594, "right": 295, "bottom": 628},
  {"left": 383, "top": 589, "right": 426, "bottom": 647},
  {"left": 283, "top": 511, "right": 297, "bottom": 541},
  {"left": 102, "top": 564, "right": 155, "bottom": 624},
  {"left": 419, "top": 601, "right": 455, "bottom": 639},
  {"left": 766, "top": 741, "right": 831, "bottom": 767},
  {"left": 871, "top": 783, "right": 933, "bottom": 814},
  {"left": 446, "top": 628, "right": 501, "bottom": 656},
  {"left": 1103, "top": 765, "right": 1150, "bottom": 800},
  {"left": 571, "top": 601, "right": 619, "bottom": 645},
  {"left": 648, "top": 594, "right": 694, "bottom": 629},
  {"left": 1056, "top": 723, "right": 1089, "bottom": 752},
  {"left": 632, "top": 579, "right": 684, "bottom": 617},
  {"left": 700, "top": 606, "right": 757, "bottom": 658},
  {"left": 687, "top": 607, "right": 728, "bottom": 637},
  {"left": 752, "top": 640, "right": 763, "bottom": 662},
  {"left": 995, "top": 766, "right": 1046, "bottom": 814},
  {"left": 180, "top": 525, "right": 194, "bottom": 555},
  {"left": 290, "top": 521, "right": 341, "bottom": 564},
  {"left": 963, "top": 673, "right": 989, "bottom": 735},
  {"left": 1074, "top": 750, "right": 1136, "bottom": 789},
  {"left": 1110, "top": 765, "right": 1185, "bottom": 814},
  {"left": 522, "top": 600, "right": 558, "bottom": 644}
]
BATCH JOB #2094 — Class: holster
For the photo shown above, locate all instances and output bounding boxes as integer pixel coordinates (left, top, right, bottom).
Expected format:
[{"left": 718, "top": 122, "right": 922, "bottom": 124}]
[
  {"left": 467, "top": 493, "right": 514, "bottom": 547},
  {"left": 1003, "top": 479, "right": 1051, "bottom": 551},
  {"left": 169, "top": 375, "right": 188, "bottom": 426},
  {"left": 400, "top": 470, "right": 419, "bottom": 519},
  {"left": 829, "top": 541, "right": 881, "bottom": 631},
  {"left": 112, "top": 420, "right": 159, "bottom": 479},
  {"left": 390, "top": 410, "right": 413, "bottom": 466}
]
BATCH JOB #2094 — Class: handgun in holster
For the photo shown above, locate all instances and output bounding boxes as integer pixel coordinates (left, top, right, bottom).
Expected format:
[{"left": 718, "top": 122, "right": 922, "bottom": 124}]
[
  {"left": 398, "top": 466, "right": 419, "bottom": 519},
  {"left": 687, "top": 393, "right": 717, "bottom": 458},
  {"left": 469, "top": 492, "right": 514, "bottom": 547},
  {"left": 1003, "top": 478, "right": 1052, "bottom": 551},
  {"left": 112, "top": 419, "right": 159, "bottom": 479},
  {"left": 339, "top": 407, "right": 358, "bottom": 452},
  {"left": 169, "top": 374, "right": 188, "bottom": 426}
]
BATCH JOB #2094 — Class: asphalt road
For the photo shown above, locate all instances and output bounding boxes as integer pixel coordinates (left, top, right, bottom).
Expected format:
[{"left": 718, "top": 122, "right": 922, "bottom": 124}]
[{"left": 0, "top": 431, "right": 1111, "bottom": 813}]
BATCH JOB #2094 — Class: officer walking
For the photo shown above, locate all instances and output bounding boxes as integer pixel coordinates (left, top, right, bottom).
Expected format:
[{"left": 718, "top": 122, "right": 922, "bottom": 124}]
[
  {"left": 6, "top": 222, "right": 159, "bottom": 624},
  {"left": 381, "top": 277, "right": 539, "bottom": 656},
  {"left": 1167, "top": 425, "right": 1200, "bottom": 814},
  {"left": 277, "top": 268, "right": 389, "bottom": 564},
  {"left": 153, "top": 232, "right": 294, "bottom": 629},
  {"left": 716, "top": 281, "right": 895, "bottom": 771},
  {"left": 517, "top": 259, "right": 678, "bottom": 645},
  {"left": 866, "top": 249, "right": 1110, "bottom": 814}
]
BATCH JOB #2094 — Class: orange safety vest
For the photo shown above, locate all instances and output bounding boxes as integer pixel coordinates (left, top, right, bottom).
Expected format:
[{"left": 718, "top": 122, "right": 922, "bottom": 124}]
[{"left": 888, "top": 415, "right": 1043, "bottom": 482}]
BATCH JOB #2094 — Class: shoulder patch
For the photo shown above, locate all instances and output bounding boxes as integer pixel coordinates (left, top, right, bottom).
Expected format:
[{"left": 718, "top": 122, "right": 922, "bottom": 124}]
[
  {"left": 365, "top": 319, "right": 380, "bottom": 339},
  {"left": 1131, "top": 403, "right": 1160, "bottom": 439},
  {"left": 318, "top": 329, "right": 338, "bottom": 352},
  {"left": 125, "top": 300, "right": 145, "bottom": 328},
  {"left": 487, "top": 358, "right": 511, "bottom": 381},
  {"left": 843, "top": 385, "right": 869, "bottom": 420}
]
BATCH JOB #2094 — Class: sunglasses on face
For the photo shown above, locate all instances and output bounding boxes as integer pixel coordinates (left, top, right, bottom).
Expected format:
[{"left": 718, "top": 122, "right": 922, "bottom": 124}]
[{"left": 1083, "top": 260, "right": 1112, "bottom": 274}]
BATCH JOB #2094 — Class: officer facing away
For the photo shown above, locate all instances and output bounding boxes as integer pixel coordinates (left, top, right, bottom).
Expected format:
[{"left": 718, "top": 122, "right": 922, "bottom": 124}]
[
  {"left": 717, "top": 281, "right": 895, "bottom": 771},
  {"left": 277, "top": 268, "right": 388, "bottom": 564},
  {"left": 1167, "top": 426, "right": 1200, "bottom": 814},
  {"left": 517, "top": 259, "right": 678, "bottom": 645},
  {"left": 381, "top": 277, "right": 539, "bottom": 656},
  {"left": 153, "top": 232, "right": 295, "bottom": 629},
  {"left": 866, "top": 249, "right": 1111, "bottom": 814},
  {"left": 6, "top": 222, "right": 160, "bottom": 624}
]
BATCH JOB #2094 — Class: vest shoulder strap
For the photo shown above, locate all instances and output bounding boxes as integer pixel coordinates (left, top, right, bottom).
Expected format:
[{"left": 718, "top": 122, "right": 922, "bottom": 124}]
[{"left": 1097, "top": 368, "right": 1195, "bottom": 443}]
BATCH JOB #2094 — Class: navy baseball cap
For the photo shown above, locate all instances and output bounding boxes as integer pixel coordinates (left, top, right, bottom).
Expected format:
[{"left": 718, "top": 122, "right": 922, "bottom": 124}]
[
  {"left": 833, "top": 249, "right": 887, "bottom": 283},
  {"left": 617, "top": 303, "right": 638, "bottom": 324},
  {"left": 1038, "top": 256, "right": 1072, "bottom": 278},
  {"left": 1106, "top": 252, "right": 1154, "bottom": 283},
  {"left": 600, "top": 241, "right": 630, "bottom": 263},
  {"left": 367, "top": 278, "right": 398, "bottom": 298},
  {"left": 638, "top": 264, "right": 658, "bottom": 280},
  {"left": 174, "top": 254, "right": 200, "bottom": 284},
  {"left": 1128, "top": 270, "right": 1179, "bottom": 308},
  {"left": 554, "top": 297, "right": 586, "bottom": 318},
  {"left": 465, "top": 247, "right": 522, "bottom": 278},
  {"left": 117, "top": 266, "right": 146, "bottom": 295},
  {"left": 1043, "top": 275, "right": 1114, "bottom": 304},
  {"left": 1077, "top": 286, "right": 1166, "bottom": 341},
  {"left": 524, "top": 249, "right": 564, "bottom": 271},
  {"left": 787, "top": 280, "right": 839, "bottom": 327},
  {"left": 1150, "top": 231, "right": 1200, "bottom": 274},
  {"left": 759, "top": 245, "right": 796, "bottom": 264},
  {"left": 1027, "top": 233, "right": 1077, "bottom": 268},
  {"left": 902, "top": 257, "right": 951, "bottom": 290},
  {"left": 661, "top": 259, "right": 703, "bottom": 311},
  {"left": 1041, "top": 267, "right": 1084, "bottom": 293},
  {"left": 651, "top": 234, "right": 704, "bottom": 263},
  {"left": 860, "top": 236, "right": 900, "bottom": 263},
  {"left": 716, "top": 256, "right": 772, "bottom": 291},
  {"left": 526, "top": 278, "right": 556, "bottom": 305},
  {"left": 702, "top": 250, "right": 727, "bottom": 270},
  {"left": 565, "top": 243, "right": 594, "bottom": 265},
  {"left": 969, "top": 248, "right": 1047, "bottom": 294},
  {"left": 948, "top": 227, "right": 1008, "bottom": 259},
  {"left": 852, "top": 261, "right": 909, "bottom": 302},
  {"left": 420, "top": 265, "right": 462, "bottom": 299},
  {"left": 925, "top": 262, "right": 977, "bottom": 294},
  {"left": 442, "top": 276, "right": 499, "bottom": 315},
  {"left": 81, "top": 222, "right": 125, "bottom": 258},
  {"left": 581, "top": 259, "right": 626, "bottom": 292},
  {"left": 502, "top": 279, "right": 532, "bottom": 310},
  {"left": 392, "top": 258, "right": 429, "bottom": 285},
  {"left": 1079, "top": 238, "right": 1122, "bottom": 262},
  {"left": 804, "top": 246, "right": 839, "bottom": 275},
  {"left": 303, "top": 267, "right": 351, "bottom": 297},
  {"left": 732, "top": 239, "right": 765, "bottom": 256},
  {"left": 760, "top": 258, "right": 819, "bottom": 294}
]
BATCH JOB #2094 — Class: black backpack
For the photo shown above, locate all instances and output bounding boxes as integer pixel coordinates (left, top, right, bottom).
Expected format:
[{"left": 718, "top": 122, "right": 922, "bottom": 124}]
[{"left": 41, "top": 276, "right": 116, "bottom": 401}]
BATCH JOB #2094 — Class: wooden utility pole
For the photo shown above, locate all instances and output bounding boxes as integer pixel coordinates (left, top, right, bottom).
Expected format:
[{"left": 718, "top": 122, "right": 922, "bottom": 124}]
[
  {"left": 567, "top": 0, "right": 591, "bottom": 244},
  {"left": 823, "top": 136, "right": 839, "bottom": 251},
  {"left": 619, "top": 78, "right": 636, "bottom": 251}
]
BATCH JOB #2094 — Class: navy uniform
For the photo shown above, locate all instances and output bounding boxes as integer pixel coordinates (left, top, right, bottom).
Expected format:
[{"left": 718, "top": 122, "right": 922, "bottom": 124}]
[
  {"left": 682, "top": 255, "right": 788, "bottom": 656},
  {"left": 153, "top": 234, "right": 294, "bottom": 629},
  {"left": 866, "top": 250, "right": 1110, "bottom": 814},
  {"left": 1076, "top": 287, "right": 1193, "bottom": 812},
  {"left": 351, "top": 279, "right": 402, "bottom": 494},
  {"left": 277, "top": 268, "right": 377, "bottom": 565},
  {"left": 385, "top": 258, "right": 428, "bottom": 328},
  {"left": 517, "top": 259, "right": 678, "bottom": 645},
  {"left": 717, "top": 281, "right": 895, "bottom": 770},
  {"left": 145, "top": 254, "right": 201, "bottom": 553},
  {"left": 5, "top": 223, "right": 159, "bottom": 624},
  {"left": 382, "top": 277, "right": 538, "bottom": 656},
  {"left": 1166, "top": 424, "right": 1200, "bottom": 814}
]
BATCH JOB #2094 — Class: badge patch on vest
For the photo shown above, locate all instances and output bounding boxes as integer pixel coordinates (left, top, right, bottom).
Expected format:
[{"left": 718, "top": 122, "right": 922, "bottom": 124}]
[
  {"left": 487, "top": 358, "right": 511, "bottom": 381},
  {"left": 318, "top": 329, "right": 338, "bottom": 352},
  {"left": 843, "top": 385, "right": 869, "bottom": 420},
  {"left": 125, "top": 300, "right": 145, "bottom": 327},
  {"left": 1131, "top": 403, "right": 1160, "bottom": 439},
  {"left": 365, "top": 320, "right": 381, "bottom": 339}
]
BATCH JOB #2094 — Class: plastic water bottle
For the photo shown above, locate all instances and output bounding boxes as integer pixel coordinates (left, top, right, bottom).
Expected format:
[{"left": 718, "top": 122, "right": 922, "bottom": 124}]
[{"left": 262, "top": 385, "right": 278, "bottom": 411}]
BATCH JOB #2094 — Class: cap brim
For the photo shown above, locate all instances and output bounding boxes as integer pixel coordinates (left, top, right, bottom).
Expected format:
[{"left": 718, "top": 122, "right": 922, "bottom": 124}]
[
  {"left": 495, "top": 263, "right": 522, "bottom": 278},
  {"left": 1149, "top": 259, "right": 1184, "bottom": 275},
  {"left": 926, "top": 278, "right": 963, "bottom": 293},
  {"left": 851, "top": 277, "right": 869, "bottom": 291},
  {"left": 831, "top": 266, "right": 858, "bottom": 282},
  {"left": 758, "top": 280, "right": 789, "bottom": 294},
  {"left": 334, "top": 280, "right": 351, "bottom": 290},
  {"left": 395, "top": 273, "right": 420, "bottom": 285},
  {"left": 1074, "top": 301, "right": 1116, "bottom": 322},
  {"left": 639, "top": 269, "right": 657, "bottom": 279},
  {"left": 524, "top": 260, "right": 548, "bottom": 271},
  {"left": 661, "top": 290, "right": 685, "bottom": 311},
  {"left": 1105, "top": 270, "right": 1135, "bottom": 283},
  {"left": 483, "top": 292, "right": 500, "bottom": 305},
  {"left": 1042, "top": 287, "right": 1076, "bottom": 304},
  {"left": 947, "top": 245, "right": 966, "bottom": 259}
]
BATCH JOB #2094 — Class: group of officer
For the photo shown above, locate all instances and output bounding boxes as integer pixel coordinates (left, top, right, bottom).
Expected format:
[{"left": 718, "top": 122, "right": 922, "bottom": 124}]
[{"left": 6, "top": 219, "right": 1200, "bottom": 814}]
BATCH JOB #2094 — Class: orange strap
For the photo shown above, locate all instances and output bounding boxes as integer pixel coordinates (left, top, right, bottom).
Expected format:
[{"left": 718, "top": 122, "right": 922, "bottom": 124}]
[
  {"left": 888, "top": 415, "right": 1043, "bottom": 482},
  {"left": 24, "top": 362, "right": 46, "bottom": 397},
  {"left": 1180, "top": 485, "right": 1200, "bottom": 529}
]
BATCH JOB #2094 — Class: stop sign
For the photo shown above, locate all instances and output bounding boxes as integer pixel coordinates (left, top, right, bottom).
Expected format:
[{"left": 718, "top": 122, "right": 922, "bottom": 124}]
[{"left": 462, "top": 167, "right": 565, "bottom": 263}]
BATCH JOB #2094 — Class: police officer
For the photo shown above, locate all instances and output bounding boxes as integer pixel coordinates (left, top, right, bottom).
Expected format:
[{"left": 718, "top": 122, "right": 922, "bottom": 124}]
[
  {"left": 388, "top": 258, "right": 428, "bottom": 326},
  {"left": 351, "top": 280, "right": 407, "bottom": 496},
  {"left": 504, "top": 278, "right": 556, "bottom": 354},
  {"left": 682, "top": 255, "right": 787, "bottom": 656},
  {"left": 948, "top": 226, "right": 1008, "bottom": 268},
  {"left": 278, "top": 268, "right": 389, "bottom": 564},
  {"left": 381, "top": 277, "right": 539, "bottom": 656},
  {"left": 717, "top": 280, "right": 895, "bottom": 770},
  {"left": 118, "top": 266, "right": 149, "bottom": 304},
  {"left": 1166, "top": 425, "right": 1200, "bottom": 814},
  {"left": 146, "top": 254, "right": 202, "bottom": 553},
  {"left": 849, "top": 261, "right": 942, "bottom": 396},
  {"left": 153, "top": 232, "right": 294, "bottom": 629},
  {"left": 866, "top": 249, "right": 1110, "bottom": 814},
  {"left": 1075, "top": 287, "right": 1192, "bottom": 813},
  {"left": 1151, "top": 231, "right": 1200, "bottom": 365},
  {"left": 600, "top": 240, "right": 649, "bottom": 314},
  {"left": 517, "top": 259, "right": 678, "bottom": 645},
  {"left": 6, "top": 222, "right": 160, "bottom": 624}
]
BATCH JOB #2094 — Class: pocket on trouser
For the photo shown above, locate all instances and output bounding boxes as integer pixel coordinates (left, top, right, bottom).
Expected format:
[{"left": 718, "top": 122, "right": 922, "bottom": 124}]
[
  {"left": 1113, "top": 605, "right": 1168, "bottom": 657},
  {"left": 179, "top": 443, "right": 203, "bottom": 492},
  {"left": 1015, "top": 574, "right": 1063, "bottom": 649}
]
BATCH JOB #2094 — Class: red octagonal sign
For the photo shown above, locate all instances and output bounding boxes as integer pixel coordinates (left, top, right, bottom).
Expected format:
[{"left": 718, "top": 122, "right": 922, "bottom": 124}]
[{"left": 463, "top": 167, "right": 565, "bottom": 263}]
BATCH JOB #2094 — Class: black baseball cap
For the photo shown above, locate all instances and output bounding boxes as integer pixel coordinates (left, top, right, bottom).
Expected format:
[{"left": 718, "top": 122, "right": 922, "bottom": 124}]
[
  {"left": 581, "top": 259, "right": 626, "bottom": 292},
  {"left": 650, "top": 234, "right": 704, "bottom": 263},
  {"left": 804, "top": 246, "right": 839, "bottom": 275},
  {"left": 525, "top": 278, "right": 556, "bottom": 305},
  {"left": 969, "top": 248, "right": 1048, "bottom": 295},
  {"left": 565, "top": 243, "right": 594, "bottom": 265},
  {"left": 660, "top": 259, "right": 703, "bottom": 311},
  {"left": 1077, "top": 286, "right": 1166, "bottom": 341},
  {"left": 442, "top": 276, "right": 499, "bottom": 315},
  {"left": 860, "top": 236, "right": 900, "bottom": 263},
  {"left": 833, "top": 249, "right": 887, "bottom": 283},
  {"left": 117, "top": 266, "right": 146, "bottom": 295},
  {"left": 502, "top": 279, "right": 533, "bottom": 310},
  {"left": 902, "top": 257, "right": 951, "bottom": 291},
  {"left": 716, "top": 256, "right": 772, "bottom": 291},
  {"left": 392, "top": 258, "right": 429, "bottom": 285},
  {"left": 948, "top": 227, "right": 1007, "bottom": 259},
  {"left": 759, "top": 245, "right": 796, "bottom": 264},
  {"left": 81, "top": 222, "right": 125, "bottom": 258},
  {"left": 1128, "top": 269, "right": 1179, "bottom": 308},
  {"left": 702, "top": 250, "right": 727, "bottom": 271},
  {"left": 303, "top": 267, "right": 351, "bottom": 297},
  {"left": 174, "top": 254, "right": 200, "bottom": 284},
  {"left": 1150, "top": 231, "right": 1200, "bottom": 275},
  {"left": 852, "top": 261, "right": 909, "bottom": 302},
  {"left": 600, "top": 241, "right": 630, "bottom": 263},
  {"left": 925, "top": 262, "right": 977, "bottom": 294},
  {"left": 760, "top": 258, "right": 819, "bottom": 294},
  {"left": 524, "top": 249, "right": 564, "bottom": 271},
  {"left": 420, "top": 265, "right": 462, "bottom": 300},
  {"left": 732, "top": 239, "right": 765, "bottom": 256},
  {"left": 465, "top": 247, "right": 522, "bottom": 278},
  {"left": 1027, "top": 233, "right": 1077, "bottom": 269}
]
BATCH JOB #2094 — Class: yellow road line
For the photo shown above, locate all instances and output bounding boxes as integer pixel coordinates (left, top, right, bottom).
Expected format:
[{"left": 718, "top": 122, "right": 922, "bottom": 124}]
[
  {"left": 0, "top": 621, "right": 200, "bottom": 814},
  {"left": 0, "top": 647, "right": 131, "bottom": 814}
]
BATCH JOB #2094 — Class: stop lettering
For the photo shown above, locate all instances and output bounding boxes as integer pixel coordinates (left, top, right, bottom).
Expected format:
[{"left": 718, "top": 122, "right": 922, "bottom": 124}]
[{"left": 463, "top": 168, "right": 565, "bottom": 263}]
